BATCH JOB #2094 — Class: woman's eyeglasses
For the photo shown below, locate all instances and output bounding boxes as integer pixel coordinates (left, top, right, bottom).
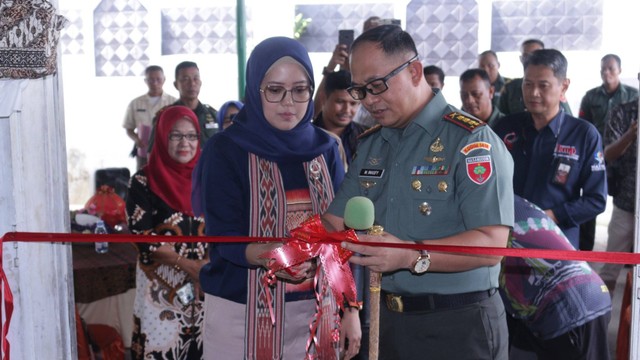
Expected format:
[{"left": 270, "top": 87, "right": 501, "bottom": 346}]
[
  {"left": 168, "top": 133, "right": 198, "bottom": 142},
  {"left": 260, "top": 85, "right": 313, "bottom": 103}
]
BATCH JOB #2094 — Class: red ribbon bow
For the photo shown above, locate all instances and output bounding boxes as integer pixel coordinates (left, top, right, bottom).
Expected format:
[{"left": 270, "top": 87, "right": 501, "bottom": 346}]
[
  {"left": 259, "top": 214, "right": 359, "bottom": 358},
  {"left": 260, "top": 214, "right": 358, "bottom": 311}
]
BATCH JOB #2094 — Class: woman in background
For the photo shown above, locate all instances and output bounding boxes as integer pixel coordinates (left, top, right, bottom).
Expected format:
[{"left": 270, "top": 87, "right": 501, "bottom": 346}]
[
  {"left": 216, "top": 100, "right": 244, "bottom": 130},
  {"left": 127, "top": 105, "right": 208, "bottom": 359}
]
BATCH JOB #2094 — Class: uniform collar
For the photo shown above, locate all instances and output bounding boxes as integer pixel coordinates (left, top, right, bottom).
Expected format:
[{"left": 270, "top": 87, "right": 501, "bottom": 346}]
[
  {"left": 597, "top": 83, "right": 625, "bottom": 97},
  {"left": 544, "top": 109, "right": 565, "bottom": 137},
  {"left": 379, "top": 89, "right": 450, "bottom": 142}
]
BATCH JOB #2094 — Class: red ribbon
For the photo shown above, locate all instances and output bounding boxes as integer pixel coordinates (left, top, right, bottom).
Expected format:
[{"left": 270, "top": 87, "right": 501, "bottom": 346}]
[
  {"left": 0, "top": 244, "right": 12, "bottom": 360},
  {"left": 3, "top": 230, "right": 640, "bottom": 359},
  {"left": 258, "top": 215, "right": 359, "bottom": 359},
  {"left": 260, "top": 215, "right": 358, "bottom": 309}
]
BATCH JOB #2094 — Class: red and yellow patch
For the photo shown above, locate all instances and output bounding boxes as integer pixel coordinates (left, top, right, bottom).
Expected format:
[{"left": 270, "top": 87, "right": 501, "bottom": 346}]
[
  {"left": 465, "top": 155, "right": 492, "bottom": 185},
  {"left": 460, "top": 141, "right": 491, "bottom": 155}
]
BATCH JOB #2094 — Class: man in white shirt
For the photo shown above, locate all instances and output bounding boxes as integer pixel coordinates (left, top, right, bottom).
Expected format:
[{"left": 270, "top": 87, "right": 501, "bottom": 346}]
[{"left": 123, "top": 65, "right": 176, "bottom": 169}]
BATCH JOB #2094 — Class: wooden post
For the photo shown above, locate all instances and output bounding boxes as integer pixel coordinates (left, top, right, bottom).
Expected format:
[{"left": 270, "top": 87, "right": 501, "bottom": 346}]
[{"left": 367, "top": 225, "right": 384, "bottom": 360}]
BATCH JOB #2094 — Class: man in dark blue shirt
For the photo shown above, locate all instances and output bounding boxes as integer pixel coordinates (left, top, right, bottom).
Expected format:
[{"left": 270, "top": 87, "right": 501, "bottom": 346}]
[
  {"left": 313, "top": 70, "right": 369, "bottom": 165},
  {"left": 494, "top": 49, "right": 607, "bottom": 248}
]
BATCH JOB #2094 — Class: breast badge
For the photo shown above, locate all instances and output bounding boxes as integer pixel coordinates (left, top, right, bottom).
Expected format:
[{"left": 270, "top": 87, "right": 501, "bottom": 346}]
[
  {"left": 419, "top": 202, "right": 432, "bottom": 216},
  {"left": 430, "top": 137, "right": 444, "bottom": 152},
  {"left": 438, "top": 181, "right": 448, "bottom": 192},
  {"left": 411, "top": 180, "right": 422, "bottom": 192},
  {"left": 424, "top": 155, "right": 445, "bottom": 163}
]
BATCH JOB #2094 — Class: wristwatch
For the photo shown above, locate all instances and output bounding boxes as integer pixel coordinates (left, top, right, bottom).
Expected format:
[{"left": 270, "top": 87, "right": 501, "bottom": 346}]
[{"left": 410, "top": 250, "right": 431, "bottom": 274}]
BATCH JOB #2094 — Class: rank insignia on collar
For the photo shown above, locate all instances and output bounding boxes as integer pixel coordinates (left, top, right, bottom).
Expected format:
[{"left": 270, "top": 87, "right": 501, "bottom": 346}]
[
  {"left": 357, "top": 124, "right": 382, "bottom": 139},
  {"left": 443, "top": 112, "right": 485, "bottom": 132},
  {"left": 430, "top": 137, "right": 444, "bottom": 152}
]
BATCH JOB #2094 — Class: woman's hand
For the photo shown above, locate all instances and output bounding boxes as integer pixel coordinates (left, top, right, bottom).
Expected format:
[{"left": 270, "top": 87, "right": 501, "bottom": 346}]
[
  {"left": 340, "top": 307, "right": 362, "bottom": 359},
  {"left": 246, "top": 243, "right": 317, "bottom": 282},
  {"left": 272, "top": 260, "right": 317, "bottom": 282},
  {"left": 179, "top": 258, "right": 208, "bottom": 281}
]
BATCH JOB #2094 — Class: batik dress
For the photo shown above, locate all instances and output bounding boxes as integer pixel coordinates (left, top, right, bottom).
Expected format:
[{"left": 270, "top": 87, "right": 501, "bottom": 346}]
[{"left": 127, "top": 171, "right": 207, "bottom": 360}]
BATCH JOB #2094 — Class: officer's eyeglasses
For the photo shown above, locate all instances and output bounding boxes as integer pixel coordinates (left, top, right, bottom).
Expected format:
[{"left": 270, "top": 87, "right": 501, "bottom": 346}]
[
  {"left": 168, "top": 133, "right": 198, "bottom": 142},
  {"left": 347, "top": 54, "right": 419, "bottom": 100},
  {"left": 260, "top": 85, "right": 313, "bottom": 103}
]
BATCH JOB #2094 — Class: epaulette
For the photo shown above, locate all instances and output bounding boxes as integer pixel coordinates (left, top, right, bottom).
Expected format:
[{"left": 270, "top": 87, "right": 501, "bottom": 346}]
[
  {"left": 442, "top": 112, "right": 485, "bottom": 132},
  {"left": 152, "top": 105, "right": 172, "bottom": 125},
  {"left": 205, "top": 104, "right": 218, "bottom": 117},
  {"left": 357, "top": 124, "right": 382, "bottom": 139}
]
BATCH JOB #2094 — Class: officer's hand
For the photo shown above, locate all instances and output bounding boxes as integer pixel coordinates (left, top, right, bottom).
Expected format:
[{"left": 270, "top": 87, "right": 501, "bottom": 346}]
[{"left": 342, "top": 233, "right": 415, "bottom": 273}]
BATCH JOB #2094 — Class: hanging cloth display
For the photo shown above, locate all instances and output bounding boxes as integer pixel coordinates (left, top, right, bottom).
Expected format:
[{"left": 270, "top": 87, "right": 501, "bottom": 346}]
[{"left": 0, "top": 0, "right": 68, "bottom": 79}]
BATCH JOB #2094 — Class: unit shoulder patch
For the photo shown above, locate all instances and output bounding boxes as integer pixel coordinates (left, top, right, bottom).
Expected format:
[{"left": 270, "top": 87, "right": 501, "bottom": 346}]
[
  {"left": 442, "top": 112, "right": 485, "bottom": 132},
  {"left": 357, "top": 124, "right": 382, "bottom": 139}
]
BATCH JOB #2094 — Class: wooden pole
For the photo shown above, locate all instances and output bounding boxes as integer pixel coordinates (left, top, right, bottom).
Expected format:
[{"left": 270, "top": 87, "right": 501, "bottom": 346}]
[{"left": 367, "top": 225, "right": 384, "bottom": 360}]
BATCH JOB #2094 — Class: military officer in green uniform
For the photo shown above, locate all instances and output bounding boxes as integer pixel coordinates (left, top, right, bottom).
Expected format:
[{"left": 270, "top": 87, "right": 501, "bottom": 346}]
[
  {"left": 148, "top": 61, "right": 218, "bottom": 150},
  {"left": 577, "top": 54, "right": 637, "bottom": 251},
  {"left": 579, "top": 54, "right": 638, "bottom": 138},
  {"left": 459, "top": 68, "right": 505, "bottom": 128},
  {"left": 478, "top": 50, "right": 510, "bottom": 108},
  {"left": 323, "top": 25, "right": 514, "bottom": 360},
  {"left": 499, "top": 39, "right": 572, "bottom": 116}
]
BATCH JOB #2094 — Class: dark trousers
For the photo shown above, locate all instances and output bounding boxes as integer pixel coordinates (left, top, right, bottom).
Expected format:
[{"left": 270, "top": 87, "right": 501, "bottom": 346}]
[
  {"left": 507, "top": 312, "right": 611, "bottom": 360},
  {"left": 579, "top": 218, "right": 596, "bottom": 251},
  {"left": 379, "top": 290, "right": 508, "bottom": 360}
]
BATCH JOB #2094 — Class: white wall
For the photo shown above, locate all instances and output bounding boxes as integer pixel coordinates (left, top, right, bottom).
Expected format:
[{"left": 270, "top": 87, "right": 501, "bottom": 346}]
[{"left": 59, "top": 0, "right": 640, "bottom": 207}]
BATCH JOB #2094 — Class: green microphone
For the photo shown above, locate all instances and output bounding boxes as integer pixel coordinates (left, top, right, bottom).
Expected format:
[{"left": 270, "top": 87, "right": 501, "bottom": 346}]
[
  {"left": 344, "top": 196, "right": 376, "bottom": 358},
  {"left": 344, "top": 196, "right": 375, "bottom": 231}
]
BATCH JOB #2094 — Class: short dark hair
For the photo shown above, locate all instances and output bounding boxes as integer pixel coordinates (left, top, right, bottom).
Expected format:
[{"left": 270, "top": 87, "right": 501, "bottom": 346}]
[
  {"left": 522, "top": 38, "right": 545, "bottom": 49},
  {"left": 351, "top": 24, "right": 418, "bottom": 59},
  {"left": 479, "top": 50, "right": 498, "bottom": 61},
  {"left": 324, "top": 70, "right": 352, "bottom": 96},
  {"left": 175, "top": 61, "right": 198, "bottom": 79},
  {"left": 524, "top": 49, "right": 567, "bottom": 80},
  {"left": 459, "top": 68, "right": 491, "bottom": 88},
  {"left": 601, "top": 54, "right": 621, "bottom": 68},
  {"left": 423, "top": 65, "right": 445, "bottom": 84},
  {"left": 145, "top": 65, "right": 163, "bottom": 75}
]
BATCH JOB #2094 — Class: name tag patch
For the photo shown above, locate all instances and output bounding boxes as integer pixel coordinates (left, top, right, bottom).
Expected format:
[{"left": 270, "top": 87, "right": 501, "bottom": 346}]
[{"left": 360, "top": 169, "right": 384, "bottom": 178}]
